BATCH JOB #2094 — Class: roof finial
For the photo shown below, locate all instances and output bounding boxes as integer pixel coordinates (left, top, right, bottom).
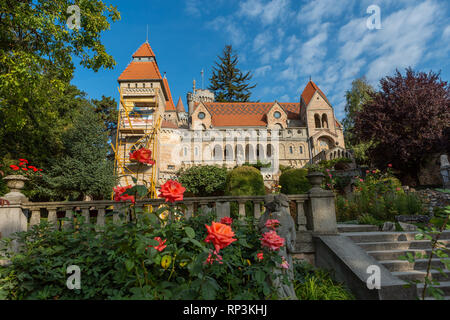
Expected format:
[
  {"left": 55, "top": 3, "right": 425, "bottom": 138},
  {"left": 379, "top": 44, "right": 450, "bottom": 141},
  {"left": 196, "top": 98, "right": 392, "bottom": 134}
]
[
  {"left": 146, "top": 25, "right": 149, "bottom": 43},
  {"left": 309, "top": 75, "right": 311, "bottom": 81},
  {"left": 163, "top": 72, "right": 167, "bottom": 79}
]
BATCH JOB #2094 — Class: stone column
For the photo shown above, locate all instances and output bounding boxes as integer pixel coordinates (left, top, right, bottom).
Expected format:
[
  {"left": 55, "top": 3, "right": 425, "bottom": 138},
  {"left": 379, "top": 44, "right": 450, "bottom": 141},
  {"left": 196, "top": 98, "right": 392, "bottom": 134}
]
[
  {"left": 306, "top": 171, "right": 338, "bottom": 234},
  {"left": 0, "top": 175, "right": 29, "bottom": 239}
]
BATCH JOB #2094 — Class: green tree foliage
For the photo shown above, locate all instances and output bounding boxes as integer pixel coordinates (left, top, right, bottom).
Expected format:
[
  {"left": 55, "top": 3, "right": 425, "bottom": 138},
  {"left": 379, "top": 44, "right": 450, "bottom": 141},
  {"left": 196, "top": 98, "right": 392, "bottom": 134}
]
[
  {"left": 0, "top": 0, "right": 120, "bottom": 166},
  {"left": 225, "top": 166, "right": 265, "bottom": 196},
  {"left": 92, "top": 95, "right": 118, "bottom": 144},
  {"left": 37, "top": 105, "right": 116, "bottom": 201},
  {"left": 279, "top": 169, "right": 311, "bottom": 195},
  {"left": 342, "top": 78, "right": 376, "bottom": 164},
  {"left": 177, "top": 165, "right": 228, "bottom": 197},
  {"left": 209, "top": 45, "right": 256, "bottom": 102}
]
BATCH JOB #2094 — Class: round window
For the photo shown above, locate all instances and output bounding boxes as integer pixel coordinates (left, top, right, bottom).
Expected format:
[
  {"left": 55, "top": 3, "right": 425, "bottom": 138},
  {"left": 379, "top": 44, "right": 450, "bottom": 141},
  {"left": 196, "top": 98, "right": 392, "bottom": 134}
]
[
  {"left": 274, "top": 111, "right": 281, "bottom": 119},
  {"left": 198, "top": 112, "right": 206, "bottom": 120}
]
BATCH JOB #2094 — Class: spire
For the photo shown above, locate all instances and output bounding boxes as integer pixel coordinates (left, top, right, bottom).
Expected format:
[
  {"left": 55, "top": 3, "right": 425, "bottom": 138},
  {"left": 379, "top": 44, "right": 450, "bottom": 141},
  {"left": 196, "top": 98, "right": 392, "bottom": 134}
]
[
  {"left": 176, "top": 97, "right": 185, "bottom": 113},
  {"left": 132, "top": 42, "right": 155, "bottom": 58}
]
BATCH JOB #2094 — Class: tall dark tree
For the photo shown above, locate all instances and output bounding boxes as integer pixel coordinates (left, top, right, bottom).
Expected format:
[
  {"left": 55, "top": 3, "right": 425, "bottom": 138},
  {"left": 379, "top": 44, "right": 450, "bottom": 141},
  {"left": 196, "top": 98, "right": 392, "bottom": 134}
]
[
  {"left": 209, "top": 45, "right": 256, "bottom": 102},
  {"left": 354, "top": 68, "right": 450, "bottom": 184},
  {"left": 342, "top": 77, "right": 376, "bottom": 164},
  {"left": 92, "top": 95, "right": 118, "bottom": 143}
]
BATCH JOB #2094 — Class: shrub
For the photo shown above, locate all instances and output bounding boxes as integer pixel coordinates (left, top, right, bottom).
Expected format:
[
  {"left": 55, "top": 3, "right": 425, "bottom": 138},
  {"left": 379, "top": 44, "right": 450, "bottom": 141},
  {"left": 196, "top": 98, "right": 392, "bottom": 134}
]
[
  {"left": 225, "top": 166, "right": 265, "bottom": 197},
  {"left": 178, "top": 165, "right": 228, "bottom": 197},
  {"left": 0, "top": 210, "right": 289, "bottom": 300},
  {"left": 279, "top": 169, "right": 311, "bottom": 195},
  {"left": 293, "top": 261, "right": 354, "bottom": 300}
]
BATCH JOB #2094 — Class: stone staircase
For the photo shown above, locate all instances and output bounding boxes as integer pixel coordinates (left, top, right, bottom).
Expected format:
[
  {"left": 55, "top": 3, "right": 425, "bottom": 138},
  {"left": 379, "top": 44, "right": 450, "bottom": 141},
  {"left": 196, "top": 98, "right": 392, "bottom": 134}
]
[{"left": 338, "top": 225, "right": 450, "bottom": 300}]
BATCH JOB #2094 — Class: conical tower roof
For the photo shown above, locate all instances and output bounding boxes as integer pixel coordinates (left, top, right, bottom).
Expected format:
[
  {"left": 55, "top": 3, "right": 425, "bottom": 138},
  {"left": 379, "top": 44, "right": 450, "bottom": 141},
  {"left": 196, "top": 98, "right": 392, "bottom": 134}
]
[{"left": 176, "top": 97, "right": 185, "bottom": 113}]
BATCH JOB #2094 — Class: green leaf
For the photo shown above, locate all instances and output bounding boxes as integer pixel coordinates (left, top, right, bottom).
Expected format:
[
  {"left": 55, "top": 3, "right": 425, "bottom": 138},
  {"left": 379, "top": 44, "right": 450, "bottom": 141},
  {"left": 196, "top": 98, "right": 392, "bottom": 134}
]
[
  {"left": 125, "top": 260, "right": 135, "bottom": 272},
  {"left": 184, "top": 227, "right": 195, "bottom": 239}
]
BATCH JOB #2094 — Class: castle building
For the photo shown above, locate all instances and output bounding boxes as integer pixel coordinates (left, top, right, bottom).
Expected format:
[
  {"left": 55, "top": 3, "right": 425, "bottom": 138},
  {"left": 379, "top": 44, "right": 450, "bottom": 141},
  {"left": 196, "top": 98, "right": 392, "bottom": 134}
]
[{"left": 116, "top": 42, "right": 348, "bottom": 189}]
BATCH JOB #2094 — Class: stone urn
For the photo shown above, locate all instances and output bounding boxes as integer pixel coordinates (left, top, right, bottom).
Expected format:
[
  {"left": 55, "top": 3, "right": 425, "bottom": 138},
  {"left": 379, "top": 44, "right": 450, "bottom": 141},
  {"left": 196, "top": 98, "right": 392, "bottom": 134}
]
[
  {"left": 307, "top": 171, "right": 325, "bottom": 190},
  {"left": 3, "top": 175, "right": 29, "bottom": 204}
]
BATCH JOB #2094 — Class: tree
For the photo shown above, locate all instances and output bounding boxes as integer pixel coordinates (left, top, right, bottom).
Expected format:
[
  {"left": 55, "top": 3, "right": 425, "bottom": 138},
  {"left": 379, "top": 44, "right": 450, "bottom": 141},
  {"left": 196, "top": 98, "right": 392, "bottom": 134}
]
[
  {"left": 40, "top": 105, "right": 117, "bottom": 201},
  {"left": 354, "top": 68, "right": 450, "bottom": 184},
  {"left": 0, "top": 0, "right": 120, "bottom": 166},
  {"left": 342, "top": 78, "right": 376, "bottom": 163},
  {"left": 92, "top": 95, "right": 118, "bottom": 143},
  {"left": 209, "top": 45, "right": 256, "bottom": 102}
]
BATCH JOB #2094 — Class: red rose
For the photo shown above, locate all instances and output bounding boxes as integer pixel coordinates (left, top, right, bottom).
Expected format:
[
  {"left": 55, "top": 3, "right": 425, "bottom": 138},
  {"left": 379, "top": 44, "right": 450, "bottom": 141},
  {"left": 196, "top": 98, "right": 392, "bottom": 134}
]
[
  {"left": 129, "top": 148, "right": 155, "bottom": 165},
  {"left": 388, "top": 164, "right": 392, "bottom": 168},
  {"left": 10, "top": 165, "right": 19, "bottom": 171},
  {"left": 257, "top": 252, "right": 264, "bottom": 261},
  {"left": 265, "top": 219, "right": 280, "bottom": 230},
  {"left": 148, "top": 237, "right": 167, "bottom": 252},
  {"left": 205, "top": 221, "right": 237, "bottom": 253},
  {"left": 113, "top": 185, "right": 135, "bottom": 204},
  {"left": 158, "top": 180, "right": 186, "bottom": 203},
  {"left": 260, "top": 230, "right": 285, "bottom": 251},
  {"left": 220, "top": 217, "right": 233, "bottom": 225},
  {"left": 19, "top": 159, "right": 28, "bottom": 164},
  {"left": 22, "top": 167, "right": 28, "bottom": 171}
]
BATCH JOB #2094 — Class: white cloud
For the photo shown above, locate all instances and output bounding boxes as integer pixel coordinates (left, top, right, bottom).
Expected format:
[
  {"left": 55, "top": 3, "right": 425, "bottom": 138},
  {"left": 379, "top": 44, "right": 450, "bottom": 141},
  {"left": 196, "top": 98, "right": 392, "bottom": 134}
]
[
  {"left": 207, "top": 17, "right": 246, "bottom": 45},
  {"left": 185, "top": 0, "right": 201, "bottom": 17},
  {"left": 239, "top": 0, "right": 292, "bottom": 25},
  {"left": 254, "top": 65, "right": 272, "bottom": 77}
]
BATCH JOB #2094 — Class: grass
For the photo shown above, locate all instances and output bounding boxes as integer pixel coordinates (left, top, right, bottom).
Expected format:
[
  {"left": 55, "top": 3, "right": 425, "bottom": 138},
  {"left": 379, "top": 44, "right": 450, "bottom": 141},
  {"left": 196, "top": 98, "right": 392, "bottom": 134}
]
[{"left": 293, "top": 260, "right": 354, "bottom": 300}]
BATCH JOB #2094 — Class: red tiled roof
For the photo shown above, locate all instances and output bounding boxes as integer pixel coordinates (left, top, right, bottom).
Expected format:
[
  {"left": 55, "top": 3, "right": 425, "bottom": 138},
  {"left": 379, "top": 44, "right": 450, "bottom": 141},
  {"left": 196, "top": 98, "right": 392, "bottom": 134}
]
[
  {"left": 118, "top": 61, "right": 162, "bottom": 81},
  {"left": 132, "top": 42, "right": 155, "bottom": 58},
  {"left": 202, "top": 102, "right": 301, "bottom": 127},
  {"left": 163, "top": 78, "right": 176, "bottom": 111},
  {"left": 301, "top": 80, "right": 330, "bottom": 106},
  {"left": 176, "top": 97, "right": 185, "bottom": 113},
  {"left": 161, "top": 120, "right": 178, "bottom": 129}
]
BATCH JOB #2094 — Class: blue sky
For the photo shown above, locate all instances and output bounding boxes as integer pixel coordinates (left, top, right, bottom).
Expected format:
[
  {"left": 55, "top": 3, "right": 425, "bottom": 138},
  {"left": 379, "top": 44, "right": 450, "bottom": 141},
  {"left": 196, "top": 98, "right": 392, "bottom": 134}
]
[{"left": 72, "top": 0, "right": 450, "bottom": 120}]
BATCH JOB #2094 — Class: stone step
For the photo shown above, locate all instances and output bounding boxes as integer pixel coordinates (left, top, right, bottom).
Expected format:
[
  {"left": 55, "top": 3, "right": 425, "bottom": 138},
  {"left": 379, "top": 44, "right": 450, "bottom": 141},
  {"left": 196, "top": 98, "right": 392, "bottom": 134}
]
[
  {"left": 380, "top": 259, "right": 449, "bottom": 272},
  {"left": 367, "top": 249, "right": 434, "bottom": 261},
  {"left": 357, "top": 240, "right": 450, "bottom": 251},
  {"left": 345, "top": 231, "right": 450, "bottom": 243},
  {"left": 337, "top": 224, "right": 379, "bottom": 233},
  {"left": 392, "top": 269, "right": 450, "bottom": 283},
  {"left": 417, "top": 281, "right": 450, "bottom": 298}
]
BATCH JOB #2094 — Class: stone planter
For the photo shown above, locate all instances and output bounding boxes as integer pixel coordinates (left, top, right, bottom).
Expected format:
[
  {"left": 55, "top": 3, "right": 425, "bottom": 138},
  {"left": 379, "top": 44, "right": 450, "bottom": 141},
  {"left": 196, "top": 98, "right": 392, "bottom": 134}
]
[
  {"left": 307, "top": 171, "right": 325, "bottom": 190},
  {"left": 2, "top": 175, "right": 28, "bottom": 204}
]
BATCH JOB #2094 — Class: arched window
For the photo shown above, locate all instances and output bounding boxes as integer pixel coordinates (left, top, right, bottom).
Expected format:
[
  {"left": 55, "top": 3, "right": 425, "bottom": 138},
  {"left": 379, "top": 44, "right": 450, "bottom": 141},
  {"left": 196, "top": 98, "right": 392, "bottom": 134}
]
[
  {"left": 256, "top": 144, "right": 264, "bottom": 161},
  {"left": 299, "top": 146, "right": 303, "bottom": 154},
  {"left": 289, "top": 146, "right": 293, "bottom": 154},
  {"left": 315, "top": 114, "right": 321, "bottom": 128},
  {"left": 322, "top": 114, "right": 329, "bottom": 128},
  {"left": 224, "top": 144, "right": 233, "bottom": 161},
  {"left": 213, "top": 145, "right": 223, "bottom": 161},
  {"left": 236, "top": 144, "right": 244, "bottom": 163},
  {"left": 267, "top": 144, "right": 273, "bottom": 158},
  {"left": 245, "top": 144, "right": 254, "bottom": 162}
]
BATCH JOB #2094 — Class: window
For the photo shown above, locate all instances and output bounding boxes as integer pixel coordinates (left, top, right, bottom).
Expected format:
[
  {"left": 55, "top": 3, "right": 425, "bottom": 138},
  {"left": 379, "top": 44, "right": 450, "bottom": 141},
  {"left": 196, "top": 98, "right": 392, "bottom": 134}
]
[
  {"left": 127, "top": 83, "right": 131, "bottom": 88},
  {"left": 315, "top": 114, "right": 321, "bottom": 128},
  {"left": 289, "top": 146, "right": 293, "bottom": 154},
  {"left": 274, "top": 111, "right": 282, "bottom": 119},
  {"left": 198, "top": 112, "right": 206, "bottom": 120},
  {"left": 168, "top": 165, "right": 175, "bottom": 170},
  {"left": 143, "top": 83, "right": 146, "bottom": 88},
  {"left": 300, "top": 146, "right": 303, "bottom": 154}
]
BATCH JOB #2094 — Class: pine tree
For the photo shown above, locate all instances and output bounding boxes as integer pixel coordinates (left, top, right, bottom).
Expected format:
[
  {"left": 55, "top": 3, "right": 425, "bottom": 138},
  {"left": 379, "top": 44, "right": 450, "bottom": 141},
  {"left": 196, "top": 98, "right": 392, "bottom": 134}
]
[{"left": 208, "top": 45, "right": 256, "bottom": 102}]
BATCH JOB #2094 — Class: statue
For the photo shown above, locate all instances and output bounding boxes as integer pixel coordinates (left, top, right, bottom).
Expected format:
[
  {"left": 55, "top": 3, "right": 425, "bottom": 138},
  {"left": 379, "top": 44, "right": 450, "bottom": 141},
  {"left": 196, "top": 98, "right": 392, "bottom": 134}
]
[{"left": 259, "top": 194, "right": 297, "bottom": 300}]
